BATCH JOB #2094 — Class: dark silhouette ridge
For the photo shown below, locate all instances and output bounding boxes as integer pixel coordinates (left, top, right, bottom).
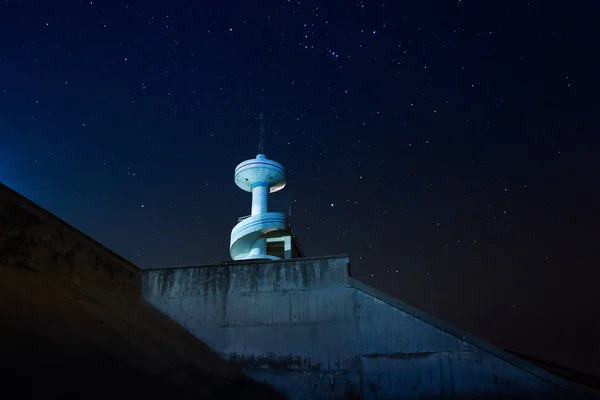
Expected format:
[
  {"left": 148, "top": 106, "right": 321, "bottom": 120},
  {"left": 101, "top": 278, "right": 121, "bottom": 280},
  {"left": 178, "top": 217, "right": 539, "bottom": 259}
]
[{"left": 0, "top": 183, "right": 284, "bottom": 399}]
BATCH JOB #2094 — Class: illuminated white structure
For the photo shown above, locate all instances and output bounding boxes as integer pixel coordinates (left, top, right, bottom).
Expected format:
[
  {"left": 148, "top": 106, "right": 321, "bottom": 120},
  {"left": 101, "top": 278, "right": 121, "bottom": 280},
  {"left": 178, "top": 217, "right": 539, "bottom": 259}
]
[{"left": 229, "top": 153, "right": 303, "bottom": 260}]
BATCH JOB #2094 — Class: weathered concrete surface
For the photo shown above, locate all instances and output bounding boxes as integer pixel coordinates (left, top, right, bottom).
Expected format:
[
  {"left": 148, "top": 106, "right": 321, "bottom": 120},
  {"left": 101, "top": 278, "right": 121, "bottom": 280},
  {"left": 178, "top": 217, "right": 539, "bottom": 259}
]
[
  {"left": 0, "top": 183, "right": 284, "bottom": 399},
  {"left": 143, "top": 256, "right": 599, "bottom": 399}
]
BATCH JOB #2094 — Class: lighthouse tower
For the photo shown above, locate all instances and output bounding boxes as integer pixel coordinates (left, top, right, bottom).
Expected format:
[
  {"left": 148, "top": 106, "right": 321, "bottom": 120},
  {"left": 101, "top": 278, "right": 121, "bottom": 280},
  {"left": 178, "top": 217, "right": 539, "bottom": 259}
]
[{"left": 230, "top": 153, "right": 303, "bottom": 260}]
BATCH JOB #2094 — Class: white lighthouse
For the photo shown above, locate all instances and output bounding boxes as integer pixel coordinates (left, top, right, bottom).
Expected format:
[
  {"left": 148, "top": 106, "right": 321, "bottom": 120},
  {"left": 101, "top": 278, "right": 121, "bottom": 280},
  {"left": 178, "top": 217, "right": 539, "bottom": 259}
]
[{"left": 229, "top": 153, "right": 303, "bottom": 260}]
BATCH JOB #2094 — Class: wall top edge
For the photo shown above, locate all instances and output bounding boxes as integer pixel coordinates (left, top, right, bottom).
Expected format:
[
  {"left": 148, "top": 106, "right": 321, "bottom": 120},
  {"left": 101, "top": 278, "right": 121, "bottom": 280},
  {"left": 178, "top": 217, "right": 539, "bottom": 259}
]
[{"left": 142, "top": 254, "right": 350, "bottom": 272}]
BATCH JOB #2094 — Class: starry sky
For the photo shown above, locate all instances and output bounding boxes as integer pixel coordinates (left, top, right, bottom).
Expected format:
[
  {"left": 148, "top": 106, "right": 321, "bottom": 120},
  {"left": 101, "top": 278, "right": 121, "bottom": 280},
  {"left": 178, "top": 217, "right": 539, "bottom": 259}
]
[{"left": 1, "top": 0, "right": 599, "bottom": 377}]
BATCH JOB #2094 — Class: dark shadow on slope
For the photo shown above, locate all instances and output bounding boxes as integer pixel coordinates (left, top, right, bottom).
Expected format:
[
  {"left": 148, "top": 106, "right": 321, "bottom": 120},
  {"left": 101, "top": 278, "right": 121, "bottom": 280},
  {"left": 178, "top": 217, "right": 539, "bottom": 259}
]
[
  {"left": 505, "top": 349, "right": 600, "bottom": 397},
  {"left": 0, "top": 183, "right": 285, "bottom": 399}
]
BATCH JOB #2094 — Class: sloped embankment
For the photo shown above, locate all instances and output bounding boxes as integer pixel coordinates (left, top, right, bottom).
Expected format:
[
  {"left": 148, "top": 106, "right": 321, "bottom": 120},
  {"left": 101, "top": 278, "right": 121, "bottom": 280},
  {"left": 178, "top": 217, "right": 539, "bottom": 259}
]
[{"left": 0, "top": 184, "right": 284, "bottom": 399}]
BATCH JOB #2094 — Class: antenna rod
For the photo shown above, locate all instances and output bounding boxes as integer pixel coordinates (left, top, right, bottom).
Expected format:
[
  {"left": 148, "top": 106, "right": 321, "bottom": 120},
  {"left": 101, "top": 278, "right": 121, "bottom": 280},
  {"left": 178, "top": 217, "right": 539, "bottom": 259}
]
[{"left": 258, "top": 99, "right": 266, "bottom": 154}]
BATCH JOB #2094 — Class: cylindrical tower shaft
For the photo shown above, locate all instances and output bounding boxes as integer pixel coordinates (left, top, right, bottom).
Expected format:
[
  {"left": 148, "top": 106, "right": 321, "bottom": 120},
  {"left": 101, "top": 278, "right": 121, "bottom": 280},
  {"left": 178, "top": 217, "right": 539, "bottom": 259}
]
[{"left": 251, "top": 183, "right": 269, "bottom": 216}]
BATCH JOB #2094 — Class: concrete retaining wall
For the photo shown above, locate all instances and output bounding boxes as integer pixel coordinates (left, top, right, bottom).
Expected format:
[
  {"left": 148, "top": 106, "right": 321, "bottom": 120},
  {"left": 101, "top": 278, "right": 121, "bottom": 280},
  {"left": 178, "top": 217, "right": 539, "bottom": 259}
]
[{"left": 142, "top": 256, "right": 595, "bottom": 399}]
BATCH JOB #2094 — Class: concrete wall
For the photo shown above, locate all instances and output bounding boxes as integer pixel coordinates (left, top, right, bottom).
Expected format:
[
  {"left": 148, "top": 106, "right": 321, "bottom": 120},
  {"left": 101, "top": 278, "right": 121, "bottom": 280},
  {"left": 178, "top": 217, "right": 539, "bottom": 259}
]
[{"left": 142, "top": 256, "right": 596, "bottom": 400}]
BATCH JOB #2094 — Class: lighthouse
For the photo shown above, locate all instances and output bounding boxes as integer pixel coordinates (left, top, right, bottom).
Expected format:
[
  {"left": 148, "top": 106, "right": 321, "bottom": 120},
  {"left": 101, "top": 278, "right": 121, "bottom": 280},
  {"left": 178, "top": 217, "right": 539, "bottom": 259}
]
[{"left": 229, "top": 153, "right": 304, "bottom": 261}]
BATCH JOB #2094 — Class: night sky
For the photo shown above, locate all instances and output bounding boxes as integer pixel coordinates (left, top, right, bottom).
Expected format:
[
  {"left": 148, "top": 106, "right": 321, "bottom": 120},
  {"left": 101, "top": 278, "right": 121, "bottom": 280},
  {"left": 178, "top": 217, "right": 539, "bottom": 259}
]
[{"left": 1, "top": 1, "right": 599, "bottom": 377}]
